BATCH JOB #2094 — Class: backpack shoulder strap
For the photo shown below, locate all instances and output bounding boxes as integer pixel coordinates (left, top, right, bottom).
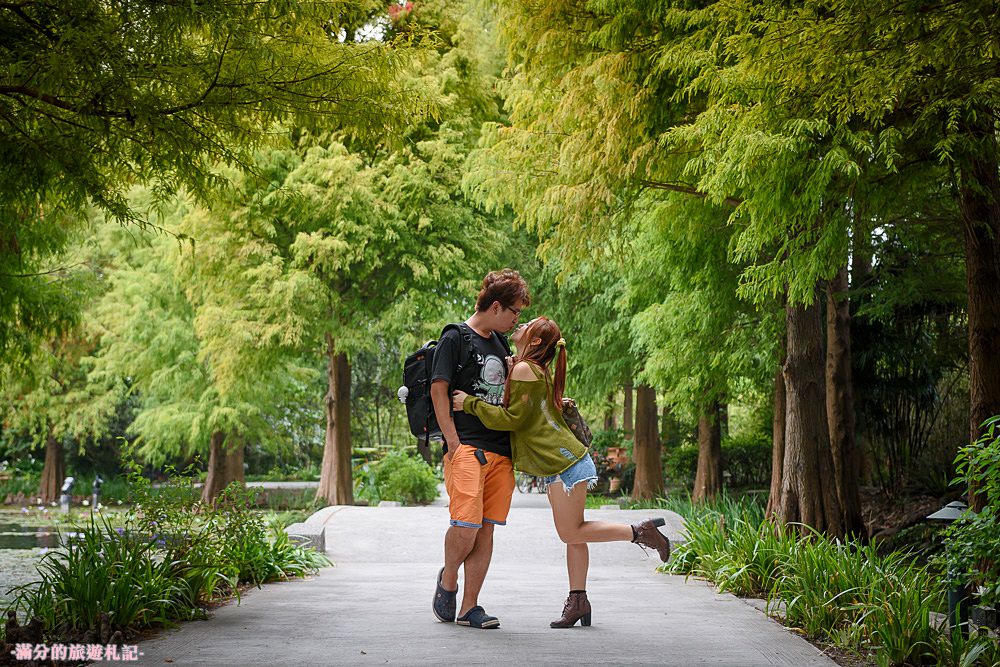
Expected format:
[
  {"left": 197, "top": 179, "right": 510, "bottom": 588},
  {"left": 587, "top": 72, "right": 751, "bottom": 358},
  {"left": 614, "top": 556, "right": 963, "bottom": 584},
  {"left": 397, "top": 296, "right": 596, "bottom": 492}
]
[
  {"left": 441, "top": 323, "right": 475, "bottom": 376},
  {"left": 493, "top": 330, "right": 512, "bottom": 357}
]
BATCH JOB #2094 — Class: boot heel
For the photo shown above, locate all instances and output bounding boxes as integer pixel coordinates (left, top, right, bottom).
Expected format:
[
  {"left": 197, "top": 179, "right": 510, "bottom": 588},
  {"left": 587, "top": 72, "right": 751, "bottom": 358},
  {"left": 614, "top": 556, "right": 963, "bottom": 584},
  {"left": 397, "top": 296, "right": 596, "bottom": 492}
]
[
  {"left": 580, "top": 613, "right": 592, "bottom": 627},
  {"left": 652, "top": 517, "right": 666, "bottom": 527}
]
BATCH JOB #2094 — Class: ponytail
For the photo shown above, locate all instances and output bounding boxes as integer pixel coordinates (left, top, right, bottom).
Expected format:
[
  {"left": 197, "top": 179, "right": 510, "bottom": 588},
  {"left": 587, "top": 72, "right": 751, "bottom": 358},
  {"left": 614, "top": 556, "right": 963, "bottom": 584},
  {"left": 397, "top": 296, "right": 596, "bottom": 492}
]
[{"left": 552, "top": 338, "right": 567, "bottom": 412}]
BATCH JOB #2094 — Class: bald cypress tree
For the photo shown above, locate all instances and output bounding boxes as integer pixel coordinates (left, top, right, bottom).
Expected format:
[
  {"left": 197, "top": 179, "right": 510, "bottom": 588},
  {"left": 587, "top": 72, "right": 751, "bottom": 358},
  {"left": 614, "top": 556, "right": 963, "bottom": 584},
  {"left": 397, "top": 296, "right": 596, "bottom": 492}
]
[{"left": 1, "top": 0, "right": 418, "bottom": 363}]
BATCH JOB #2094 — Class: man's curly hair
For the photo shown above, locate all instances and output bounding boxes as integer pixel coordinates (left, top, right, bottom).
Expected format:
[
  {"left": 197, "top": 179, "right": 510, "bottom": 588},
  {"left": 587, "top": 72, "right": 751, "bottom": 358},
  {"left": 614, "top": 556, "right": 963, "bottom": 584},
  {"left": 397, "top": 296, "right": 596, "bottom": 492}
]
[{"left": 475, "top": 268, "right": 531, "bottom": 312}]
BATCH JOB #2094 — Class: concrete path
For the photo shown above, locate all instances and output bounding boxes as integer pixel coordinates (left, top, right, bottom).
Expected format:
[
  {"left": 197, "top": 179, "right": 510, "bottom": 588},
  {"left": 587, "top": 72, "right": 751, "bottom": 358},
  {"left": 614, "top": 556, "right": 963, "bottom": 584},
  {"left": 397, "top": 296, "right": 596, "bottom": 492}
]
[{"left": 135, "top": 490, "right": 836, "bottom": 666}]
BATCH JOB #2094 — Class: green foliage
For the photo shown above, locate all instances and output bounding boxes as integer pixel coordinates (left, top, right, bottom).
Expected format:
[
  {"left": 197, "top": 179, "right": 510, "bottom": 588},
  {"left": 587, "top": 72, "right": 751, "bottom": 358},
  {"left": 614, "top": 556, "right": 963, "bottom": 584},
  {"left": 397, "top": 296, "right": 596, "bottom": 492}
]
[
  {"left": 9, "top": 513, "right": 204, "bottom": 633},
  {"left": 467, "top": 0, "right": 979, "bottom": 459},
  {"left": 1, "top": 0, "right": 423, "bottom": 364},
  {"left": 0, "top": 455, "right": 43, "bottom": 500},
  {"left": 1, "top": 328, "right": 122, "bottom": 452},
  {"left": 588, "top": 428, "right": 627, "bottom": 481},
  {"left": 853, "top": 226, "right": 968, "bottom": 495},
  {"left": 88, "top": 194, "right": 320, "bottom": 466},
  {"left": 525, "top": 261, "right": 639, "bottom": 404},
  {"left": 666, "top": 434, "right": 771, "bottom": 489},
  {"left": 356, "top": 449, "right": 439, "bottom": 505},
  {"left": 941, "top": 416, "right": 1000, "bottom": 608},
  {"left": 666, "top": 495, "right": 998, "bottom": 666},
  {"left": 0, "top": 454, "right": 334, "bottom": 642},
  {"left": 720, "top": 434, "right": 772, "bottom": 489},
  {"left": 351, "top": 339, "right": 413, "bottom": 451},
  {"left": 665, "top": 444, "right": 699, "bottom": 489},
  {"left": 126, "top": 462, "right": 331, "bottom": 592}
]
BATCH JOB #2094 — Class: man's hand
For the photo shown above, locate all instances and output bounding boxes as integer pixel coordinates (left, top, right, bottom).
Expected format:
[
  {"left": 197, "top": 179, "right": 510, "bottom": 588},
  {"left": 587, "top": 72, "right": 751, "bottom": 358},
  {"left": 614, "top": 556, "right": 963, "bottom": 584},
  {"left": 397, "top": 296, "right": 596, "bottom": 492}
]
[
  {"left": 452, "top": 390, "right": 469, "bottom": 412},
  {"left": 430, "top": 379, "right": 461, "bottom": 462}
]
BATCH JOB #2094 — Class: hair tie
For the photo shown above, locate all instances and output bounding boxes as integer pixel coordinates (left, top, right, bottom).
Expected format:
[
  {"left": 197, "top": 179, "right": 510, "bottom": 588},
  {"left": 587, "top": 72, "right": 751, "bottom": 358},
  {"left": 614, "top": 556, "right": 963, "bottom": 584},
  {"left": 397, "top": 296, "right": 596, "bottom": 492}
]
[{"left": 555, "top": 338, "right": 566, "bottom": 349}]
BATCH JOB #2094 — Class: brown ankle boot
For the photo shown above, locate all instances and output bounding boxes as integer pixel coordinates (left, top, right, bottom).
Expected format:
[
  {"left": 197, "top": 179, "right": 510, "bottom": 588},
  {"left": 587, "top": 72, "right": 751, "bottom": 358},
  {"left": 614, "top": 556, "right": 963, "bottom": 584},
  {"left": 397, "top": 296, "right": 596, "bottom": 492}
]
[
  {"left": 631, "top": 518, "right": 671, "bottom": 562},
  {"left": 550, "top": 591, "right": 592, "bottom": 628}
]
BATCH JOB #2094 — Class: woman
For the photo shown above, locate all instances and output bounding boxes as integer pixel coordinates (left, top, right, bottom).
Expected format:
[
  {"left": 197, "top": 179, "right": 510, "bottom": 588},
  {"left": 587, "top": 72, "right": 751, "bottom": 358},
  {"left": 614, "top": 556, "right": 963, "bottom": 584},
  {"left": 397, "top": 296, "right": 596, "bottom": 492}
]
[{"left": 451, "top": 316, "right": 671, "bottom": 629}]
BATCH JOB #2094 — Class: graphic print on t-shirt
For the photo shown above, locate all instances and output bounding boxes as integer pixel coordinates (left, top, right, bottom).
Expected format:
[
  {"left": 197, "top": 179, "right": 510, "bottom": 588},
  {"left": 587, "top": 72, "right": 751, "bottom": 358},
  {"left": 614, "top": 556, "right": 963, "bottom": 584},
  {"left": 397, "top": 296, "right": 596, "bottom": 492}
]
[{"left": 472, "top": 352, "right": 506, "bottom": 405}]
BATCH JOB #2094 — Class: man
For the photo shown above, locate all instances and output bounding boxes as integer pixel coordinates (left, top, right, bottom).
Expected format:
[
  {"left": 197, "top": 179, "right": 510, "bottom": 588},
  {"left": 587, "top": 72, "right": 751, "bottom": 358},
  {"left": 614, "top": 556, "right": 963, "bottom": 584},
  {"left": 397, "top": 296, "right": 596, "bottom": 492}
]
[{"left": 430, "top": 268, "right": 530, "bottom": 629}]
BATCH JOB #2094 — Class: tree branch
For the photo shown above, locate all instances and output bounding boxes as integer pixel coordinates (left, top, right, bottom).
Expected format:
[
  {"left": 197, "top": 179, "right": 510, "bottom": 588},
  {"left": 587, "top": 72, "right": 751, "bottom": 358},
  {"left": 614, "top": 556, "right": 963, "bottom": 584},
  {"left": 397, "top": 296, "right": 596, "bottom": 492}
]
[
  {"left": 0, "top": 3, "right": 59, "bottom": 42},
  {"left": 638, "top": 179, "right": 742, "bottom": 208}
]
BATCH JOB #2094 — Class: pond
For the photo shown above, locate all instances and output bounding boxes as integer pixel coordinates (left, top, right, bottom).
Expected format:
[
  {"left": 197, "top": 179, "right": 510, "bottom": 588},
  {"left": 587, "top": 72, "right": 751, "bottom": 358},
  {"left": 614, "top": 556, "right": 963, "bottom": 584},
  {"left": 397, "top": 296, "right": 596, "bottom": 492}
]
[
  {"left": 0, "top": 521, "right": 62, "bottom": 550},
  {"left": 0, "top": 513, "right": 80, "bottom": 611}
]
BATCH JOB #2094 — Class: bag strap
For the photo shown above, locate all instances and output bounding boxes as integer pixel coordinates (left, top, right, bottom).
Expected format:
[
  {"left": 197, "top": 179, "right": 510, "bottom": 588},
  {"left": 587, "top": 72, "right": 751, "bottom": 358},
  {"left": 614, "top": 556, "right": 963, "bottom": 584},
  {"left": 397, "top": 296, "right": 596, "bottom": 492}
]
[
  {"left": 494, "top": 329, "right": 512, "bottom": 357},
  {"left": 444, "top": 321, "right": 512, "bottom": 382},
  {"left": 443, "top": 323, "right": 475, "bottom": 377}
]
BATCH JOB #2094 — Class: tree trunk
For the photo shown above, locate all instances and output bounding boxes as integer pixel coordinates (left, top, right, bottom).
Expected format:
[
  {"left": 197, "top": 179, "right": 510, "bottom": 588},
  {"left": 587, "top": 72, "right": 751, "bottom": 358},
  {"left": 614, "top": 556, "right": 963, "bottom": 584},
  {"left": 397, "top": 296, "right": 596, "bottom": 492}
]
[
  {"left": 778, "top": 299, "right": 845, "bottom": 537},
  {"left": 623, "top": 382, "right": 634, "bottom": 439},
  {"left": 960, "top": 156, "right": 1000, "bottom": 512},
  {"left": 718, "top": 403, "right": 729, "bottom": 440},
  {"left": 850, "top": 229, "right": 874, "bottom": 487},
  {"left": 201, "top": 431, "right": 245, "bottom": 504},
  {"left": 826, "top": 266, "right": 866, "bottom": 537},
  {"left": 631, "top": 384, "right": 662, "bottom": 499},
  {"left": 37, "top": 433, "right": 64, "bottom": 504},
  {"left": 766, "top": 364, "right": 786, "bottom": 518},
  {"left": 693, "top": 401, "right": 722, "bottom": 502},
  {"left": 317, "top": 334, "right": 354, "bottom": 505},
  {"left": 603, "top": 392, "right": 616, "bottom": 431}
]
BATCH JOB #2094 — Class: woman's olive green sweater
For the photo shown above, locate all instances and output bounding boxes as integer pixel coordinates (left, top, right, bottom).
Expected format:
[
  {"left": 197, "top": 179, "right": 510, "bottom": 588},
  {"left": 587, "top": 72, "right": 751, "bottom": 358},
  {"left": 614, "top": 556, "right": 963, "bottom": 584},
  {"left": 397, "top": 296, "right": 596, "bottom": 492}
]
[{"left": 463, "top": 363, "right": 588, "bottom": 477}]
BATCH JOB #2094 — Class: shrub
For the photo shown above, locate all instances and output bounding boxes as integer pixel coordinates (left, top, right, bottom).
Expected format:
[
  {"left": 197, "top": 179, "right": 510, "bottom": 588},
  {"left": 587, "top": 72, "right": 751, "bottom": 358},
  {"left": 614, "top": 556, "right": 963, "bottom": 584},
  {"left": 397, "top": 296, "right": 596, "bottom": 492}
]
[
  {"left": 664, "top": 433, "right": 772, "bottom": 490},
  {"left": 721, "top": 433, "right": 771, "bottom": 488},
  {"left": 665, "top": 443, "right": 698, "bottom": 487},
  {"left": 589, "top": 428, "right": 626, "bottom": 480},
  {"left": 941, "top": 415, "right": 1000, "bottom": 608},
  {"left": 358, "top": 449, "right": 439, "bottom": 505},
  {"left": 0, "top": 454, "right": 44, "bottom": 501}
]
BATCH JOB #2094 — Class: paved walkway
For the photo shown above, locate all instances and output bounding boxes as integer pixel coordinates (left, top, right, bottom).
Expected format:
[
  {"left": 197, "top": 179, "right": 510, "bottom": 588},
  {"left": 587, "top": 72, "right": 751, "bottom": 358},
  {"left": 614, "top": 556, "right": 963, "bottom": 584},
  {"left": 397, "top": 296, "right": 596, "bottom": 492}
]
[{"left": 135, "top": 490, "right": 836, "bottom": 666}]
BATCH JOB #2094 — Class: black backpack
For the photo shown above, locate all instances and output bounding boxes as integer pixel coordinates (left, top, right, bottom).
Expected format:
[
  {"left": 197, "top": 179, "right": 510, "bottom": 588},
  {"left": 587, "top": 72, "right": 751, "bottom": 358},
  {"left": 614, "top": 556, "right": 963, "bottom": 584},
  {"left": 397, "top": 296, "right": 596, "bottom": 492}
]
[{"left": 400, "top": 323, "right": 511, "bottom": 463}]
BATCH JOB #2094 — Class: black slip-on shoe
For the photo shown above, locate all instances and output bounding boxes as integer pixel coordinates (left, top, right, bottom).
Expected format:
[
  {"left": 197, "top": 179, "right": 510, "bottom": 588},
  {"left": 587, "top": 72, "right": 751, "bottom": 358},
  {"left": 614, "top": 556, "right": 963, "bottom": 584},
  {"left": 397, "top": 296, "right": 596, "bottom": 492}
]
[
  {"left": 456, "top": 606, "right": 500, "bottom": 629},
  {"left": 433, "top": 567, "right": 457, "bottom": 623}
]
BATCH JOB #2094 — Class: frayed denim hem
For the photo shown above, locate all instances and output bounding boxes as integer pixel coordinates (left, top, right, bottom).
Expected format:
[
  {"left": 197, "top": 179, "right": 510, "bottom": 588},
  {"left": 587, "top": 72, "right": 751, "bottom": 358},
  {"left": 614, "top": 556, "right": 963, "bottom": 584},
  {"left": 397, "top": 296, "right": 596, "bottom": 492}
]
[
  {"left": 551, "top": 476, "right": 599, "bottom": 494},
  {"left": 541, "top": 455, "right": 599, "bottom": 493}
]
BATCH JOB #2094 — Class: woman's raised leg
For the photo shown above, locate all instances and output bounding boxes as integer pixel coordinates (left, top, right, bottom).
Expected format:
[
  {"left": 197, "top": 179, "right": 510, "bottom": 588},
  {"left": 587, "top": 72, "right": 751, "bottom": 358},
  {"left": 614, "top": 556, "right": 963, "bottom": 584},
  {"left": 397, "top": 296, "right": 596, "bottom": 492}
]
[{"left": 546, "top": 481, "right": 634, "bottom": 546}]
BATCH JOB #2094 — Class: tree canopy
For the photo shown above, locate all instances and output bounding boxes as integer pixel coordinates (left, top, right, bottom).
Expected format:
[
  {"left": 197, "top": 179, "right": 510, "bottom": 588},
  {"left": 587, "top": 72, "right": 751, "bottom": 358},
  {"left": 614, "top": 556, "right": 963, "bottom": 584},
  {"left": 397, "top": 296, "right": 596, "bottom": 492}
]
[{"left": 0, "top": 0, "right": 424, "bottom": 361}]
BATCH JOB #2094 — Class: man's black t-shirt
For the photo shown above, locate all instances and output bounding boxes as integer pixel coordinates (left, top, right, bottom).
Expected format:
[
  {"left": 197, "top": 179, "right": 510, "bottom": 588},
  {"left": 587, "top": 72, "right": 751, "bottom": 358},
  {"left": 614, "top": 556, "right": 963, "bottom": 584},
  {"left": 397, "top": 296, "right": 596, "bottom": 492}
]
[{"left": 430, "top": 324, "right": 512, "bottom": 458}]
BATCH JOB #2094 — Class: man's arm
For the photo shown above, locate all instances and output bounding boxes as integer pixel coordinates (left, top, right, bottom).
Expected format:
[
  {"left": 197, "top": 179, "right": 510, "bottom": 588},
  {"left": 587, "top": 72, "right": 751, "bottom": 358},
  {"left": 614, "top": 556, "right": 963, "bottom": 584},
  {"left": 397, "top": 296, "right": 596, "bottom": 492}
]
[{"left": 431, "top": 379, "right": 461, "bottom": 459}]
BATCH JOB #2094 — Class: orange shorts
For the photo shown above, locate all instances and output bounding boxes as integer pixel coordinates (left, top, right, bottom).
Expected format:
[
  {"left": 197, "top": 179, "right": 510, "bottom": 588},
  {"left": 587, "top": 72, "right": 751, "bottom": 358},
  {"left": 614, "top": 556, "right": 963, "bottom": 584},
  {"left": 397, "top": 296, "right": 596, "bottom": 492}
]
[{"left": 443, "top": 444, "right": 515, "bottom": 528}]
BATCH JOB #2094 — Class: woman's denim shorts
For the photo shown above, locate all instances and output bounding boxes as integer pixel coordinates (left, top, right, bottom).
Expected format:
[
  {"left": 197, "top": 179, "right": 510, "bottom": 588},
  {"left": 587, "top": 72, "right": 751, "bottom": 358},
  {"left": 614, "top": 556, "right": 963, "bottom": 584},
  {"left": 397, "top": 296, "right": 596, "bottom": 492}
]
[{"left": 543, "top": 454, "right": 599, "bottom": 492}]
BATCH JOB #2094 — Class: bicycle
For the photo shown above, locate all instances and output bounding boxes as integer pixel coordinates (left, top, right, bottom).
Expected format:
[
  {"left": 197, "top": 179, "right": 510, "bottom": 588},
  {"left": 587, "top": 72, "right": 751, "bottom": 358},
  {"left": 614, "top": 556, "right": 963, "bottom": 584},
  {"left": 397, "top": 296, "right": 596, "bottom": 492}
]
[{"left": 515, "top": 471, "right": 548, "bottom": 494}]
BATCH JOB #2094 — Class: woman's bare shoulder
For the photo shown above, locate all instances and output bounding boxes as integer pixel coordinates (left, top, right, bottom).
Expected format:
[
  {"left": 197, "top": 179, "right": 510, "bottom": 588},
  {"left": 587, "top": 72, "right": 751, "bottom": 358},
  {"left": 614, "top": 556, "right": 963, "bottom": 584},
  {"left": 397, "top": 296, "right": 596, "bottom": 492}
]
[{"left": 511, "top": 361, "right": 541, "bottom": 382}]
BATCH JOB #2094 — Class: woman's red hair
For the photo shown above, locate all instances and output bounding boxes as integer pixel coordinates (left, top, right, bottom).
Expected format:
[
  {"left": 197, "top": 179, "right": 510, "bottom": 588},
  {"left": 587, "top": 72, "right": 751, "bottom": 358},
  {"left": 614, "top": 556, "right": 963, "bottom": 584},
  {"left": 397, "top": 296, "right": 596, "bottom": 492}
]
[{"left": 502, "top": 317, "right": 567, "bottom": 412}]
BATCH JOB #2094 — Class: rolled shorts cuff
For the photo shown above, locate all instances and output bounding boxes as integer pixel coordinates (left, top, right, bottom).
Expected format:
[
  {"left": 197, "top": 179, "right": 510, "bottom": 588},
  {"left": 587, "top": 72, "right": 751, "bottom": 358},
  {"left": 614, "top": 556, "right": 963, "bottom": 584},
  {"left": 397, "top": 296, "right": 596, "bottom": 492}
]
[
  {"left": 449, "top": 519, "right": 482, "bottom": 529},
  {"left": 482, "top": 518, "right": 506, "bottom": 526}
]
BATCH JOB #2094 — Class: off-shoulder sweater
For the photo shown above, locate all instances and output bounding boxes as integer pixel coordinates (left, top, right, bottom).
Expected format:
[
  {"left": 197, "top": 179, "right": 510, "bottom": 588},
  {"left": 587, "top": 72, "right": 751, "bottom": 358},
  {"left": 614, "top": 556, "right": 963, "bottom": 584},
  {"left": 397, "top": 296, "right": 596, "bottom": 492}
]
[{"left": 463, "top": 362, "right": 588, "bottom": 477}]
